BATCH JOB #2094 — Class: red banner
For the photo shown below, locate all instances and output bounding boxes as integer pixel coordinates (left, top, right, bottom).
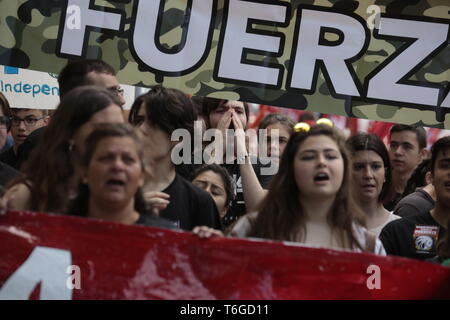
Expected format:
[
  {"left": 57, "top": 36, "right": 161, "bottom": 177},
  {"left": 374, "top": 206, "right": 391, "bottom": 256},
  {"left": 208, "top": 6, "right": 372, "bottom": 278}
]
[{"left": 0, "top": 211, "right": 449, "bottom": 300}]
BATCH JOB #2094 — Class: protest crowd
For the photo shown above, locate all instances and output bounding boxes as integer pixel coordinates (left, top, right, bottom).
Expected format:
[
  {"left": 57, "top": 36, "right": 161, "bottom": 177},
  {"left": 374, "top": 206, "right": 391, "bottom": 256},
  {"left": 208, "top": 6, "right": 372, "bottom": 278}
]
[{"left": 0, "top": 59, "right": 449, "bottom": 269}]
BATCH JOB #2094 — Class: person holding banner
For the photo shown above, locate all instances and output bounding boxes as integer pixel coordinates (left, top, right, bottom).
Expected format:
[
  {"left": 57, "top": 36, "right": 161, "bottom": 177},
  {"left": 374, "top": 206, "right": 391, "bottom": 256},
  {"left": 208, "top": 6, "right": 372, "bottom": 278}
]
[
  {"left": 230, "top": 124, "right": 385, "bottom": 254},
  {"left": 0, "top": 86, "right": 124, "bottom": 214},
  {"left": 67, "top": 123, "right": 176, "bottom": 229},
  {"left": 346, "top": 134, "right": 400, "bottom": 238}
]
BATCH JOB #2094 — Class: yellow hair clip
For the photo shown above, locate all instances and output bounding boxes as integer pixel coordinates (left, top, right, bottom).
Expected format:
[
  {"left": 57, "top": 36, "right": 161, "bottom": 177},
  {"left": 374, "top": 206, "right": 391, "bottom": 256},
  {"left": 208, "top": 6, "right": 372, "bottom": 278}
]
[
  {"left": 294, "top": 118, "right": 334, "bottom": 133},
  {"left": 316, "top": 118, "right": 334, "bottom": 127},
  {"left": 294, "top": 122, "right": 310, "bottom": 133}
]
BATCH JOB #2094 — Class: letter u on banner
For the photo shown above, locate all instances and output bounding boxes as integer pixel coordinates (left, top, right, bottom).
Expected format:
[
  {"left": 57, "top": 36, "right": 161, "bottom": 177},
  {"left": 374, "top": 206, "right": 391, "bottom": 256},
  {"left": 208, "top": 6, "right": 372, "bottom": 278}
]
[{"left": 132, "top": 0, "right": 215, "bottom": 74}]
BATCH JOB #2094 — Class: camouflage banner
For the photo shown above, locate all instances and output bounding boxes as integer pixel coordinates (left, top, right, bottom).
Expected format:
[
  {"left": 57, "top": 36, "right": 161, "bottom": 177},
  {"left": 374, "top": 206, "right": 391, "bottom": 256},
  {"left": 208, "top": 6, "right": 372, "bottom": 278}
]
[{"left": 0, "top": 0, "right": 449, "bottom": 127}]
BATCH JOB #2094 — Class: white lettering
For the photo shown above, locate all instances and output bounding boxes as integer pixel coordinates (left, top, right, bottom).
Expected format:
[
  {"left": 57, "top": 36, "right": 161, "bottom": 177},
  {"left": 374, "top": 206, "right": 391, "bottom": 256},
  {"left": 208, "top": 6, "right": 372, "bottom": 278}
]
[
  {"left": 217, "top": 0, "right": 287, "bottom": 86},
  {"left": 366, "top": 264, "right": 381, "bottom": 290},
  {"left": 66, "top": 5, "right": 81, "bottom": 30},
  {"left": 133, "top": 0, "right": 214, "bottom": 73},
  {"left": 60, "top": 0, "right": 122, "bottom": 56},
  {"left": 66, "top": 265, "right": 81, "bottom": 290},
  {"left": 366, "top": 5, "right": 381, "bottom": 30},
  {"left": 367, "top": 18, "right": 448, "bottom": 106},
  {"left": 0, "top": 247, "right": 72, "bottom": 300},
  {"left": 289, "top": 9, "right": 367, "bottom": 96}
]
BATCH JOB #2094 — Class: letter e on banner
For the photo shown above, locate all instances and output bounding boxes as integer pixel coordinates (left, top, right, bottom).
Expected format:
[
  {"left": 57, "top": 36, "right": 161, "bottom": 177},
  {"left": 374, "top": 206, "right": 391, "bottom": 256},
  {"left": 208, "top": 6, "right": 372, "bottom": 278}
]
[{"left": 216, "top": 0, "right": 288, "bottom": 87}]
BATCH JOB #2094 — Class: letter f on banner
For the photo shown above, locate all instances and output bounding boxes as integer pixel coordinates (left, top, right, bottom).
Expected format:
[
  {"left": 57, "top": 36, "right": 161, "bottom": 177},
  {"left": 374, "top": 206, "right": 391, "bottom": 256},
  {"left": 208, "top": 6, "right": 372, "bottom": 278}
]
[{"left": 59, "top": 0, "right": 123, "bottom": 56}]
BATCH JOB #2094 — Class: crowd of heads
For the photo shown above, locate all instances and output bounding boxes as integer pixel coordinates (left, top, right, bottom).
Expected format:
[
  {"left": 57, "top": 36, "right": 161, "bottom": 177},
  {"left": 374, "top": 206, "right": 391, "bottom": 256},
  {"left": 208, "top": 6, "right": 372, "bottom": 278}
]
[{"left": 0, "top": 59, "right": 448, "bottom": 263}]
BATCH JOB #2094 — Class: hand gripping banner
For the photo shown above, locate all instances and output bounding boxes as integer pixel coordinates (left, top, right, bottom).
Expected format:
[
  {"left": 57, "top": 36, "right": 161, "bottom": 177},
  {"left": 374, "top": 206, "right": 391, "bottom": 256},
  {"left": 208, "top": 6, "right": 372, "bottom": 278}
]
[
  {"left": 0, "top": 0, "right": 449, "bottom": 128},
  {"left": 0, "top": 211, "right": 449, "bottom": 300}
]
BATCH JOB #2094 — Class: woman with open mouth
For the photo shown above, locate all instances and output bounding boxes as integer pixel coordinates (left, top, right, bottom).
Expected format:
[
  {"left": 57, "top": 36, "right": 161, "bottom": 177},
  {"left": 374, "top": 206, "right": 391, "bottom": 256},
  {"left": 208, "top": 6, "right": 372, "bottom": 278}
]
[
  {"left": 230, "top": 124, "right": 386, "bottom": 254},
  {"left": 1, "top": 86, "right": 124, "bottom": 214},
  {"left": 67, "top": 122, "right": 176, "bottom": 229},
  {"left": 347, "top": 134, "right": 401, "bottom": 238}
]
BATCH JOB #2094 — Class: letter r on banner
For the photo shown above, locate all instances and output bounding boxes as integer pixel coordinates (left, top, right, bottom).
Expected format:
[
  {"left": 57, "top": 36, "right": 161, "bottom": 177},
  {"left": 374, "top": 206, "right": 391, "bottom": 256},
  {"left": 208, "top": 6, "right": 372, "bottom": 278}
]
[{"left": 288, "top": 9, "right": 367, "bottom": 96}]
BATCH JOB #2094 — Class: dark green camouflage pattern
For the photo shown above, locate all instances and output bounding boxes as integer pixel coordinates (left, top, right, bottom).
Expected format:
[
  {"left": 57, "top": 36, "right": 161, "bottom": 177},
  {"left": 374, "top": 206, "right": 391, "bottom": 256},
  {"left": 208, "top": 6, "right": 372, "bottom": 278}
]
[{"left": 0, "top": 0, "right": 449, "bottom": 127}]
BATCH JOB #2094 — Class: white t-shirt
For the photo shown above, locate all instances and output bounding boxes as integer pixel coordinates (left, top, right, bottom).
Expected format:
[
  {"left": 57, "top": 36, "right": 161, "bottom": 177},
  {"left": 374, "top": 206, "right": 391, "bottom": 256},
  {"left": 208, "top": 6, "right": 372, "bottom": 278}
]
[
  {"left": 368, "top": 212, "right": 401, "bottom": 238},
  {"left": 229, "top": 213, "right": 386, "bottom": 255}
]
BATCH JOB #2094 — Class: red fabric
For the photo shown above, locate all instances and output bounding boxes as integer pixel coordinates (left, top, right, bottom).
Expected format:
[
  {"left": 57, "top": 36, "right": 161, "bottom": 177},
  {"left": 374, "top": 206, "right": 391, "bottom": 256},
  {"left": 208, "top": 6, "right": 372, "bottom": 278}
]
[
  {"left": 368, "top": 121, "right": 394, "bottom": 142},
  {"left": 0, "top": 211, "right": 449, "bottom": 299}
]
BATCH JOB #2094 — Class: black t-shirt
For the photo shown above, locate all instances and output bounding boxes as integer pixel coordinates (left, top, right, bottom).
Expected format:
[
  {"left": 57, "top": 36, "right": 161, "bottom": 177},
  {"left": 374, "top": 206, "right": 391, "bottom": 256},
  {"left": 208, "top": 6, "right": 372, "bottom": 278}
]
[
  {"left": 0, "top": 161, "right": 19, "bottom": 188},
  {"left": 159, "top": 174, "right": 222, "bottom": 231},
  {"left": 393, "top": 188, "right": 435, "bottom": 218},
  {"left": 135, "top": 214, "right": 178, "bottom": 230},
  {"left": 221, "top": 157, "right": 273, "bottom": 226},
  {"left": 380, "top": 211, "right": 446, "bottom": 261},
  {"left": 0, "top": 147, "right": 19, "bottom": 170},
  {"left": 383, "top": 192, "right": 403, "bottom": 211}
]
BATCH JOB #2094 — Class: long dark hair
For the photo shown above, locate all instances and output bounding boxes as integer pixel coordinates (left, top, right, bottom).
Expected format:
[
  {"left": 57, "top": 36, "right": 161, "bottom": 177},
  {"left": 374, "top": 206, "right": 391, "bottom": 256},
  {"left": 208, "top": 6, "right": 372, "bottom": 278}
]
[
  {"left": 346, "top": 133, "right": 392, "bottom": 203},
  {"left": 9, "top": 86, "right": 122, "bottom": 213},
  {"left": 248, "top": 125, "right": 365, "bottom": 250},
  {"left": 68, "top": 123, "right": 148, "bottom": 217}
]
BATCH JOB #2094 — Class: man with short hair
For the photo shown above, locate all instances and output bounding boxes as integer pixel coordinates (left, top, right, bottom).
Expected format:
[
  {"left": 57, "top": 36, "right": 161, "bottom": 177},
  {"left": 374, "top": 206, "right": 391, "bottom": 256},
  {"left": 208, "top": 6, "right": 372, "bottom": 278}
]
[
  {"left": 384, "top": 124, "right": 428, "bottom": 210},
  {"left": 57, "top": 59, "right": 125, "bottom": 106},
  {"left": 380, "top": 136, "right": 449, "bottom": 261}
]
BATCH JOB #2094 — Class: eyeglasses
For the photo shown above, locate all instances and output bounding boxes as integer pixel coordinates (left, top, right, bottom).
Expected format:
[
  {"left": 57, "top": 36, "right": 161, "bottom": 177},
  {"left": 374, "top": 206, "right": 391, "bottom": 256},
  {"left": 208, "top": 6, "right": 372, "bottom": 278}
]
[
  {"left": 293, "top": 118, "right": 334, "bottom": 133},
  {"left": 107, "top": 85, "right": 125, "bottom": 96},
  {"left": 11, "top": 116, "right": 45, "bottom": 127},
  {"left": 0, "top": 116, "right": 10, "bottom": 128}
]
